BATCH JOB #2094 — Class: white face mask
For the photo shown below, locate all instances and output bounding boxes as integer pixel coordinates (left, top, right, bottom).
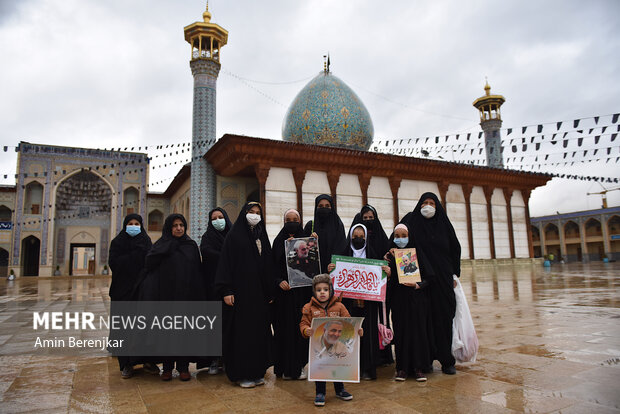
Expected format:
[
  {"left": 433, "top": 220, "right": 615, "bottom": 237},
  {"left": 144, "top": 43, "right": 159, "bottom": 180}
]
[
  {"left": 421, "top": 205, "right": 436, "bottom": 219},
  {"left": 246, "top": 213, "right": 261, "bottom": 226}
]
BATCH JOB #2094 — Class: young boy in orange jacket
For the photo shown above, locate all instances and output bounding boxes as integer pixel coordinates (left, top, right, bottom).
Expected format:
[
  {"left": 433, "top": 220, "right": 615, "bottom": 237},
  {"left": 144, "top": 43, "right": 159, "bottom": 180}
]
[{"left": 300, "top": 274, "right": 363, "bottom": 407}]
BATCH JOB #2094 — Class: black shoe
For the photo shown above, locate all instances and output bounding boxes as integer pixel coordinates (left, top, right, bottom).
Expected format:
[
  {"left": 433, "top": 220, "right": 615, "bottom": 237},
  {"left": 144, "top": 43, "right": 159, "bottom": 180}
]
[
  {"left": 335, "top": 390, "right": 353, "bottom": 401},
  {"left": 414, "top": 369, "right": 427, "bottom": 382},
  {"left": 361, "top": 371, "right": 376, "bottom": 380},
  {"left": 314, "top": 393, "right": 325, "bottom": 406},
  {"left": 121, "top": 366, "right": 133, "bottom": 379},
  {"left": 441, "top": 365, "right": 456, "bottom": 375}
]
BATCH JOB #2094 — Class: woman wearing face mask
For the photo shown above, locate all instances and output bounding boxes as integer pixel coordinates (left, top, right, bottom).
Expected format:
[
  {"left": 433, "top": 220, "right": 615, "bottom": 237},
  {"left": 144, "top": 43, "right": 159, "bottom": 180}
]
[
  {"left": 350, "top": 205, "right": 390, "bottom": 259},
  {"left": 108, "top": 214, "right": 155, "bottom": 379},
  {"left": 327, "top": 223, "right": 391, "bottom": 380},
  {"left": 303, "top": 194, "right": 347, "bottom": 273},
  {"left": 215, "top": 202, "right": 274, "bottom": 388},
  {"left": 141, "top": 213, "right": 205, "bottom": 381},
  {"left": 272, "top": 209, "right": 310, "bottom": 380},
  {"left": 350, "top": 204, "right": 393, "bottom": 365},
  {"left": 401, "top": 192, "right": 461, "bottom": 375},
  {"left": 197, "top": 207, "right": 232, "bottom": 374},
  {"left": 384, "top": 223, "right": 434, "bottom": 382}
]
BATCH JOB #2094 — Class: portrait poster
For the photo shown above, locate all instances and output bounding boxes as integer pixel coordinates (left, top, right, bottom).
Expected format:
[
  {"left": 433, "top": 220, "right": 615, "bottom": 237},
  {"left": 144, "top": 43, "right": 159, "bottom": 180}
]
[
  {"left": 330, "top": 255, "right": 388, "bottom": 302},
  {"left": 394, "top": 248, "right": 421, "bottom": 284},
  {"left": 308, "top": 317, "right": 364, "bottom": 383},
  {"left": 285, "top": 237, "right": 320, "bottom": 288}
]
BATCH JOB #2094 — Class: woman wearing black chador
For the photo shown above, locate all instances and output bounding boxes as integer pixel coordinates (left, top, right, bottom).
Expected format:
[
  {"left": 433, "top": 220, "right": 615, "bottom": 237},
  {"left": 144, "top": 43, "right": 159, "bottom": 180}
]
[
  {"left": 272, "top": 208, "right": 310, "bottom": 380},
  {"left": 401, "top": 192, "right": 461, "bottom": 375},
  {"left": 108, "top": 213, "right": 154, "bottom": 379},
  {"left": 141, "top": 213, "right": 205, "bottom": 381},
  {"left": 215, "top": 202, "right": 274, "bottom": 388},
  {"left": 303, "top": 194, "right": 347, "bottom": 273}
]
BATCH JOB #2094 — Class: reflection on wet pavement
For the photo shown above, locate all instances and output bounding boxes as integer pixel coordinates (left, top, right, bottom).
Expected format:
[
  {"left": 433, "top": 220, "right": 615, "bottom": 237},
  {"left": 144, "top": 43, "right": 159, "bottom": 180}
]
[{"left": 0, "top": 263, "right": 619, "bottom": 413}]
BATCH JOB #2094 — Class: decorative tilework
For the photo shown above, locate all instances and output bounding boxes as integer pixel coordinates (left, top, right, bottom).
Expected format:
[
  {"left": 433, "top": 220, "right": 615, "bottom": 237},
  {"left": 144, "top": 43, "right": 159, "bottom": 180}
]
[
  {"left": 11, "top": 143, "right": 148, "bottom": 271},
  {"left": 40, "top": 159, "right": 51, "bottom": 266},
  {"left": 482, "top": 119, "right": 503, "bottom": 168},
  {"left": 189, "top": 59, "right": 220, "bottom": 240},
  {"left": 282, "top": 71, "right": 374, "bottom": 151}
]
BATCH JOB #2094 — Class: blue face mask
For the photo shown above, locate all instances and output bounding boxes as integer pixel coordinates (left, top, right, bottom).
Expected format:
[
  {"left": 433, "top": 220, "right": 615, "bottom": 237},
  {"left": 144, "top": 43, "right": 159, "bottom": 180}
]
[
  {"left": 126, "top": 225, "right": 141, "bottom": 237},
  {"left": 212, "top": 218, "right": 226, "bottom": 231},
  {"left": 394, "top": 237, "right": 408, "bottom": 248}
]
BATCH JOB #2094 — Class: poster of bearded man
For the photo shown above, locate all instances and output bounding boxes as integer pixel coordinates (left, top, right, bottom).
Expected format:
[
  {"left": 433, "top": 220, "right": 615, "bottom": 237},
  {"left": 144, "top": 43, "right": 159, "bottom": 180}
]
[
  {"left": 308, "top": 317, "right": 364, "bottom": 382},
  {"left": 285, "top": 237, "right": 320, "bottom": 288}
]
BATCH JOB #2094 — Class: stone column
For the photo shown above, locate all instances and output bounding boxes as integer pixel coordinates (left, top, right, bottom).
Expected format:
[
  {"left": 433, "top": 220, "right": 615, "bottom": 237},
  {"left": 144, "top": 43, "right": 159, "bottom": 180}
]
[
  {"left": 292, "top": 167, "right": 306, "bottom": 218},
  {"left": 539, "top": 223, "right": 547, "bottom": 257},
  {"left": 601, "top": 214, "right": 611, "bottom": 257},
  {"left": 189, "top": 59, "right": 220, "bottom": 240},
  {"left": 254, "top": 164, "right": 270, "bottom": 215},
  {"left": 388, "top": 176, "right": 402, "bottom": 226},
  {"left": 327, "top": 171, "right": 341, "bottom": 209},
  {"left": 358, "top": 173, "right": 371, "bottom": 206},
  {"left": 558, "top": 219, "right": 567, "bottom": 260},
  {"left": 503, "top": 188, "right": 515, "bottom": 258},
  {"left": 579, "top": 218, "right": 588, "bottom": 262},
  {"left": 483, "top": 186, "right": 496, "bottom": 259},
  {"left": 522, "top": 189, "right": 535, "bottom": 259},
  {"left": 437, "top": 181, "right": 449, "bottom": 214},
  {"left": 462, "top": 184, "right": 475, "bottom": 259}
]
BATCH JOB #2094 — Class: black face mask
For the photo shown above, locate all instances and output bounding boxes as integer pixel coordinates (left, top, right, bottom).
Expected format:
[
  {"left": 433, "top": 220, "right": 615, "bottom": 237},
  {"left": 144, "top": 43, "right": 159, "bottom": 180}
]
[
  {"left": 316, "top": 207, "right": 331, "bottom": 220},
  {"left": 362, "top": 218, "right": 375, "bottom": 227},
  {"left": 283, "top": 221, "right": 301, "bottom": 235},
  {"left": 352, "top": 238, "right": 365, "bottom": 250}
]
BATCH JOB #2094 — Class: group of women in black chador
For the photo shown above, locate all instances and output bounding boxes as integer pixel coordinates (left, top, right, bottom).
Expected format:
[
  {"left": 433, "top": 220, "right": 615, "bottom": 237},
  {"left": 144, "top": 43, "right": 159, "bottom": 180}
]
[{"left": 108, "top": 191, "right": 462, "bottom": 386}]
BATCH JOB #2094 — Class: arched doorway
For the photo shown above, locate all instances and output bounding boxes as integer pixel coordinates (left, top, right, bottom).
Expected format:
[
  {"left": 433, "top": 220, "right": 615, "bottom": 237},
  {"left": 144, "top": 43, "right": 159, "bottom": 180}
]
[
  {"left": 21, "top": 236, "right": 40, "bottom": 276},
  {"left": 123, "top": 187, "right": 139, "bottom": 216},
  {"left": 0, "top": 248, "right": 8, "bottom": 277},
  {"left": 543, "top": 223, "right": 560, "bottom": 260},
  {"left": 23, "top": 182, "right": 43, "bottom": 215},
  {"left": 531, "top": 225, "right": 541, "bottom": 257},
  {"left": 55, "top": 171, "right": 112, "bottom": 274},
  {"left": 564, "top": 221, "right": 581, "bottom": 262},
  {"left": 148, "top": 209, "right": 164, "bottom": 232},
  {"left": 584, "top": 218, "right": 603, "bottom": 261},
  {"left": 0, "top": 205, "right": 12, "bottom": 222}
]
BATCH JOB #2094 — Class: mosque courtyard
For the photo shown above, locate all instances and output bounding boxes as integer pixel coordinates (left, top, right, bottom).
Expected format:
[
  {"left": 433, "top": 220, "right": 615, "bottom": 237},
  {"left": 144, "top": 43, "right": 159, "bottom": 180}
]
[{"left": 0, "top": 262, "right": 618, "bottom": 413}]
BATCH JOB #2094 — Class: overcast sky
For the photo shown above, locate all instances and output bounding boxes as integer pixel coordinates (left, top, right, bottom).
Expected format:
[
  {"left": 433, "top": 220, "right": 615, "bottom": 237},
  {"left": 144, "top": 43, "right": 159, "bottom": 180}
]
[{"left": 0, "top": 0, "right": 618, "bottom": 217}]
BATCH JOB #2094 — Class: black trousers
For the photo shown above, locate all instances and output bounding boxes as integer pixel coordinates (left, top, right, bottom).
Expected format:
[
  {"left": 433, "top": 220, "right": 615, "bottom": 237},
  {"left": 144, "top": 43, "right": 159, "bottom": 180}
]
[
  {"left": 315, "top": 381, "right": 344, "bottom": 395},
  {"left": 117, "top": 356, "right": 133, "bottom": 371},
  {"left": 163, "top": 357, "right": 189, "bottom": 373}
]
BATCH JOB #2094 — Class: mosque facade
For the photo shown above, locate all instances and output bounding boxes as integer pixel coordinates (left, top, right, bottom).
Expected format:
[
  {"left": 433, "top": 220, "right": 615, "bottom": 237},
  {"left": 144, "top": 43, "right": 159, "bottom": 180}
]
[
  {"left": 0, "top": 6, "right": 553, "bottom": 278},
  {"left": 531, "top": 207, "right": 620, "bottom": 262}
]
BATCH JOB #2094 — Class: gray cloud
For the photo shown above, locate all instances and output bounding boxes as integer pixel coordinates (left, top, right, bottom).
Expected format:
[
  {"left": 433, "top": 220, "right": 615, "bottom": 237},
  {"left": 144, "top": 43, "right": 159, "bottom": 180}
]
[{"left": 0, "top": 0, "right": 618, "bottom": 216}]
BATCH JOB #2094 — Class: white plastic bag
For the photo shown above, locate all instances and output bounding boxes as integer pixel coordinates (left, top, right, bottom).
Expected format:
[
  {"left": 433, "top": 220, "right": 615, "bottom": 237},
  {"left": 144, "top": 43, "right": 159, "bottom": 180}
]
[{"left": 452, "top": 275, "right": 479, "bottom": 362}]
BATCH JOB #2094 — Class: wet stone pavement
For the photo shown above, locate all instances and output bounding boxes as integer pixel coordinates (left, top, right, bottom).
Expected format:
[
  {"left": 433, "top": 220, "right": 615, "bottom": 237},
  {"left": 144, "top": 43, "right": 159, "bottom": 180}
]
[{"left": 0, "top": 262, "right": 619, "bottom": 413}]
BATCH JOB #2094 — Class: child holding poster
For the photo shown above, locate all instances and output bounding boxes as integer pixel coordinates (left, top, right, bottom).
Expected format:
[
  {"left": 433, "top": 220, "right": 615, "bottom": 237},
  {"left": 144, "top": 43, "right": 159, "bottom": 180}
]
[
  {"left": 300, "top": 274, "right": 363, "bottom": 407},
  {"left": 385, "top": 223, "right": 434, "bottom": 382},
  {"left": 327, "top": 224, "right": 391, "bottom": 380}
]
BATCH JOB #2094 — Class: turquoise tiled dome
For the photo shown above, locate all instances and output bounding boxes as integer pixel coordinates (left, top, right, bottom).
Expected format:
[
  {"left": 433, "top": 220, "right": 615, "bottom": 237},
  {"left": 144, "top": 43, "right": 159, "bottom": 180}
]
[{"left": 282, "top": 71, "right": 374, "bottom": 151}]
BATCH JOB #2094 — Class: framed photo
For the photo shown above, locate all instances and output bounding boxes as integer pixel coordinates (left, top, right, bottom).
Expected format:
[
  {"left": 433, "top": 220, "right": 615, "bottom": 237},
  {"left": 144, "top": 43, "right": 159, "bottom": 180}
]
[
  {"left": 330, "top": 255, "right": 388, "bottom": 302},
  {"left": 308, "top": 317, "right": 364, "bottom": 383},
  {"left": 394, "top": 248, "right": 421, "bottom": 284},
  {"left": 285, "top": 237, "right": 320, "bottom": 288}
]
